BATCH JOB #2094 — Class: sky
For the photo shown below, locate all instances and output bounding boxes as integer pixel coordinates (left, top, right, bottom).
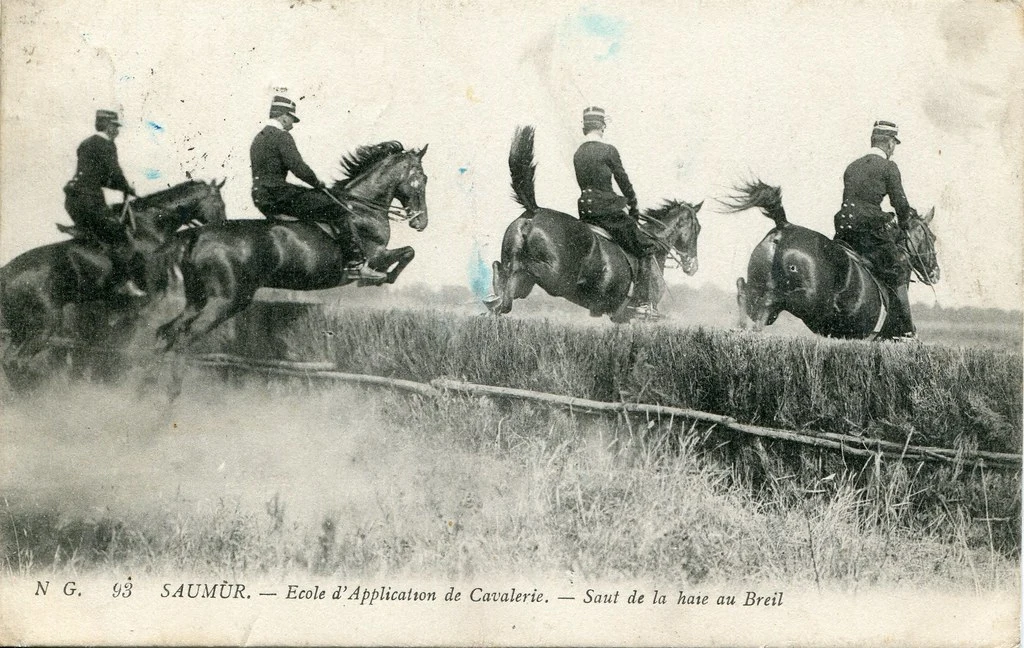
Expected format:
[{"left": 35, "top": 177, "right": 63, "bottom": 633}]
[{"left": 2, "top": 0, "right": 1022, "bottom": 310}]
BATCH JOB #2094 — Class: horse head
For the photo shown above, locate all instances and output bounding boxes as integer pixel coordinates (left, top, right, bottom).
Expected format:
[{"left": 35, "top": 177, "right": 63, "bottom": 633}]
[
  {"left": 131, "top": 179, "right": 227, "bottom": 242},
  {"left": 642, "top": 199, "right": 703, "bottom": 275},
  {"left": 394, "top": 145, "right": 429, "bottom": 232},
  {"left": 335, "top": 142, "right": 429, "bottom": 232},
  {"left": 905, "top": 207, "right": 939, "bottom": 285}
]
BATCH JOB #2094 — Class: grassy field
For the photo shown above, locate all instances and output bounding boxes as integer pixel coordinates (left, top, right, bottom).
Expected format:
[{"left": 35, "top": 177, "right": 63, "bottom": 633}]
[
  {"left": 0, "top": 298, "right": 1019, "bottom": 589},
  {"left": 2, "top": 297, "right": 1019, "bottom": 580}
]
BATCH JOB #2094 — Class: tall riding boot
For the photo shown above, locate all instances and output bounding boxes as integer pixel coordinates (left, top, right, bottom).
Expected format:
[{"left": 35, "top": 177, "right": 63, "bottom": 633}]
[
  {"left": 632, "top": 256, "right": 661, "bottom": 319},
  {"left": 893, "top": 284, "right": 915, "bottom": 338},
  {"left": 334, "top": 217, "right": 387, "bottom": 283},
  {"left": 110, "top": 240, "right": 147, "bottom": 297}
]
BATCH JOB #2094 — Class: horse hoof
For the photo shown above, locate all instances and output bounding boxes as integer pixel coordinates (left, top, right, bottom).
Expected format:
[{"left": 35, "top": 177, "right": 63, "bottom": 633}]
[{"left": 482, "top": 295, "right": 502, "bottom": 312}]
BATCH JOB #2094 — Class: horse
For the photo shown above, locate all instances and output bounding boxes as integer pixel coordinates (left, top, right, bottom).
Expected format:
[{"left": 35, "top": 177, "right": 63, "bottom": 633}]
[
  {"left": 486, "top": 126, "right": 702, "bottom": 322},
  {"left": 154, "top": 141, "right": 429, "bottom": 351},
  {"left": 724, "top": 180, "right": 939, "bottom": 340},
  {"left": 0, "top": 179, "right": 227, "bottom": 389}
]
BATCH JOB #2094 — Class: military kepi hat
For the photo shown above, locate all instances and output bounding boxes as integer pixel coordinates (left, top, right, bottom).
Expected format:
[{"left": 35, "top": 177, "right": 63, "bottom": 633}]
[
  {"left": 95, "top": 109, "right": 122, "bottom": 128},
  {"left": 583, "top": 106, "right": 606, "bottom": 128},
  {"left": 269, "top": 95, "right": 300, "bottom": 122},
  {"left": 872, "top": 120, "right": 900, "bottom": 144}
]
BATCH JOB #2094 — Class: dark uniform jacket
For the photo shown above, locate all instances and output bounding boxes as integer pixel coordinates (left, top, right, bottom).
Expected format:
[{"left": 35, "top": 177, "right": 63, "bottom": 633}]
[
  {"left": 573, "top": 139, "right": 654, "bottom": 258},
  {"left": 63, "top": 134, "right": 132, "bottom": 241},
  {"left": 250, "top": 124, "right": 321, "bottom": 208},
  {"left": 835, "top": 151, "right": 914, "bottom": 232},
  {"left": 834, "top": 150, "right": 914, "bottom": 286},
  {"left": 64, "top": 134, "right": 132, "bottom": 198},
  {"left": 574, "top": 140, "right": 638, "bottom": 217}
]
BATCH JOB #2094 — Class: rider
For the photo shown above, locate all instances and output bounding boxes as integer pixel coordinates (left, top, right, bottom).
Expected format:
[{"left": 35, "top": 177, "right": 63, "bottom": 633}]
[
  {"left": 249, "top": 95, "right": 386, "bottom": 282},
  {"left": 834, "top": 120, "right": 918, "bottom": 339},
  {"left": 573, "top": 106, "right": 659, "bottom": 317},
  {"left": 63, "top": 109, "right": 146, "bottom": 297}
]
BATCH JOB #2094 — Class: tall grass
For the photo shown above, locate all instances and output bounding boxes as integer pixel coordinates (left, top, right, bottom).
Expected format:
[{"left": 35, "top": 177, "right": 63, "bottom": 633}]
[{"left": 216, "top": 302, "right": 1021, "bottom": 455}]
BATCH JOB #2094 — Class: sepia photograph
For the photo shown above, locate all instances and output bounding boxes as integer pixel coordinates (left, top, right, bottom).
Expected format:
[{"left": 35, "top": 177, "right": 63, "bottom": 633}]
[{"left": 1, "top": 0, "right": 1021, "bottom": 644}]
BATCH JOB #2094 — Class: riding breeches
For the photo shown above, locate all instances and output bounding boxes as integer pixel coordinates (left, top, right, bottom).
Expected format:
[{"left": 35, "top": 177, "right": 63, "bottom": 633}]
[
  {"left": 578, "top": 210, "right": 658, "bottom": 259},
  {"left": 834, "top": 227, "right": 910, "bottom": 287},
  {"left": 252, "top": 184, "right": 366, "bottom": 264},
  {"left": 63, "top": 190, "right": 140, "bottom": 283},
  {"left": 64, "top": 190, "right": 130, "bottom": 246}
]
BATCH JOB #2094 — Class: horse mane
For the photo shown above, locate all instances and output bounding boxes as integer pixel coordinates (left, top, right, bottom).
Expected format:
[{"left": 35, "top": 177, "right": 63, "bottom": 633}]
[
  {"left": 643, "top": 199, "right": 688, "bottom": 222},
  {"left": 335, "top": 141, "right": 405, "bottom": 189},
  {"left": 131, "top": 180, "right": 208, "bottom": 210},
  {"left": 721, "top": 180, "right": 788, "bottom": 227}
]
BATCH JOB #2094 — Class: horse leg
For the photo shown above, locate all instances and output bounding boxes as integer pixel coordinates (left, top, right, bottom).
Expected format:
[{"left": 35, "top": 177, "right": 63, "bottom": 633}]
[
  {"left": 735, "top": 277, "right": 751, "bottom": 330},
  {"left": 493, "top": 269, "right": 534, "bottom": 315},
  {"left": 176, "top": 295, "right": 250, "bottom": 350},
  {"left": 2, "top": 303, "right": 64, "bottom": 391},
  {"left": 158, "top": 301, "right": 204, "bottom": 352},
  {"left": 368, "top": 247, "right": 415, "bottom": 285}
]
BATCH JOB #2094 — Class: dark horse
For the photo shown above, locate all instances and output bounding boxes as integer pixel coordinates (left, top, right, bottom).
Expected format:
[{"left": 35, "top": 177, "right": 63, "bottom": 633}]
[
  {"left": 725, "top": 180, "right": 939, "bottom": 340},
  {"left": 0, "top": 179, "right": 227, "bottom": 387},
  {"left": 487, "top": 126, "right": 702, "bottom": 322},
  {"left": 154, "top": 141, "right": 429, "bottom": 350}
]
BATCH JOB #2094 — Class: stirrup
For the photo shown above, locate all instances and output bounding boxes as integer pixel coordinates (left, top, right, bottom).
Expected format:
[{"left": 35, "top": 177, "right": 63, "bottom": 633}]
[
  {"left": 114, "top": 279, "right": 147, "bottom": 298},
  {"left": 344, "top": 262, "right": 388, "bottom": 285},
  {"left": 632, "top": 303, "right": 662, "bottom": 320}
]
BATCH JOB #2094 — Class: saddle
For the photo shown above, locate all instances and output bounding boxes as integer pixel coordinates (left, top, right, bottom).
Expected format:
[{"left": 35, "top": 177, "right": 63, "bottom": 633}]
[
  {"left": 56, "top": 223, "right": 107, "bottom": 249},
  {"left": 265, "top": 213, "right": 341, "bottom": 239},
  {"left": 57, "top": 223, "right": 90, "bottom": 239}
]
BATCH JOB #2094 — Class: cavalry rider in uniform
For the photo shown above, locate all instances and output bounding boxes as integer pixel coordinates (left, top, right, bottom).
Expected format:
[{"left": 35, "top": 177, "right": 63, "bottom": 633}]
[
  {"left": 573, "top": 106, "right": 659, "bottom": 317},
  {"left": 834, "top": 120, "right": 918, "bottom": 339},
  {"left": 63, "top": 109, "right": 146, "bottom": 297},
  {"left": 249, "top": 95, "right": 386, "bottom": 283}
]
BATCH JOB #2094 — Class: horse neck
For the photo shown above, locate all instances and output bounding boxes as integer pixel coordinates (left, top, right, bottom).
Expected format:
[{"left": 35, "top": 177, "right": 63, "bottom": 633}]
[
  {"left": 904, "top": 221, "right": 935, "bottom": 280},
  {"left": 130, "top": 209, "right": 177, "bottom": 246},
  {"left": 345, "top": 158, "right": 400, "bottom": 205},
  {"left": 650, "top": 211, "right": 688, "bottom": 249},
  {"left": 136, "top": 189, "right": 210, "bottom": 242}
]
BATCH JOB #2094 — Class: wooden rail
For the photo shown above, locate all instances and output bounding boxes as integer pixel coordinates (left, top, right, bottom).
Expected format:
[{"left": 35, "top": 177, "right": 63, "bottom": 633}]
[{"left": 189, "top": 353, "right": 1022, "bottom": 471}]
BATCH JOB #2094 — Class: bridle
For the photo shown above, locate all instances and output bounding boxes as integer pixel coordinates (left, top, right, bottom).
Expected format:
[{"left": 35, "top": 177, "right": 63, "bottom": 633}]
[
  {"left": 638, "top": 208, "right": 696, "bottom": 270},
  {"left": 322, "top": 154, "right": 427, "bottom": 224},
  {"left": 903, "top": 219, "right": 938, "bottom": 285}
]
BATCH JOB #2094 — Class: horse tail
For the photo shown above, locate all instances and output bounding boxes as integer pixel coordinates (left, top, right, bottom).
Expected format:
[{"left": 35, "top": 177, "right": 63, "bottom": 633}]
[
  {"left": 509, "top": 125, "right": 539, "bottom": 214},
  {"left": 721, "top": 179, "right": 788, "bottom": 228}
]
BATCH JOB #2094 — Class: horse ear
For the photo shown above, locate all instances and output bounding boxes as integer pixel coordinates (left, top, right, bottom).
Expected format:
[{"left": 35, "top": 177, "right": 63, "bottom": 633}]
[
  {"left": 923, "top": 207, "right": 934, "bottom": 224},
  {"left": 186, "top": 171, "right": 193, "bottom": 180},
  {"left": 216, "top": 178, "right": 227, "bottom": 189},
  {"left": 416, "top": 144, "right": 429, "bottom": 159},
  {"left": 693, "top": 200, "right": 704, "bottom": 213}
]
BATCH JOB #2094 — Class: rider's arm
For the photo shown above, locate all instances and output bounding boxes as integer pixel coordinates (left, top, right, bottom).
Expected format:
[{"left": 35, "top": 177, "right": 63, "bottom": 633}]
[
  {"left": 278, "top": 131, "right": 322, "bottom": 188},
  {"left": 885, "top": 161, "right": 915, "bottom": 227},
  {"left": 608, "top": 146, "right": 639, "bottom": 215},
  {"left": 105, "top": 145, "right": 133, "bottom": 194}
]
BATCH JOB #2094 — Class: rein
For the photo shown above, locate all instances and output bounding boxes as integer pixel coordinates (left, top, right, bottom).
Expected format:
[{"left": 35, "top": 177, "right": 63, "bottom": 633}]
[
  {"left": 638, "top": 213, "right": 689, "bottom": 268},
  {"left": 903, "top": 222, "right": 937, "bottom": 284},
  {"left": 903, "top": 225, "right": 939, "bottom": 303},
  {"left": 322, "top": 188, "right": 421, "bottom": 223},
  {"left": 119, "top": 195, "right": 137, "bottom": 233}
]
